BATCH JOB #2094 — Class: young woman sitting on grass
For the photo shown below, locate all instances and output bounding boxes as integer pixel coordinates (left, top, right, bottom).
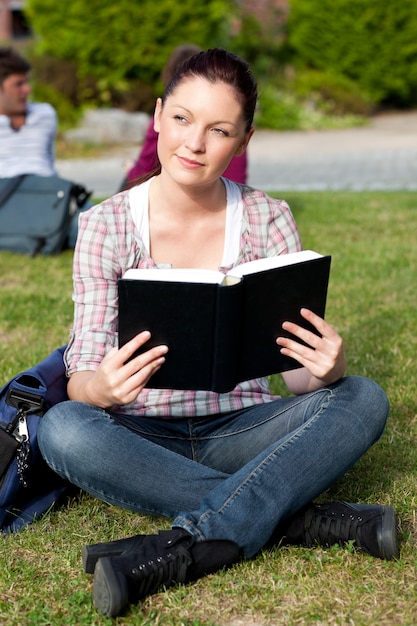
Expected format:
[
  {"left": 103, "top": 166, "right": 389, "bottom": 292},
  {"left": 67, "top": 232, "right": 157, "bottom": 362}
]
[{"left": 38, "top": 48, "right": 398, "bottom": 618}]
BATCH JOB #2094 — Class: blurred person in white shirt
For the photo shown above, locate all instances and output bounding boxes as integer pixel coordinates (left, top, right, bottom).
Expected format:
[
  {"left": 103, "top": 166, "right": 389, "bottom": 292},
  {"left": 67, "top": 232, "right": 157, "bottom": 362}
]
[{"left": 0, "top": 46, "right": 57, "bottom": 178}]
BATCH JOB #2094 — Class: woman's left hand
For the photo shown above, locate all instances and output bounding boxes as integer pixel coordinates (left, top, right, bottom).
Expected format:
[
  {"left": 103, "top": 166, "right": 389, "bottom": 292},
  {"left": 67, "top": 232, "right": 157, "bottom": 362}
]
[{"left": 277, "top": 308, "right": 346, "bottom": 393}]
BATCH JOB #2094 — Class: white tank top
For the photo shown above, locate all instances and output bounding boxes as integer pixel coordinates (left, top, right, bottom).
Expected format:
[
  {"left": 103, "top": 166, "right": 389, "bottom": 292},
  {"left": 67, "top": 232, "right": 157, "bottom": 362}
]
[{"left": 129, "top": 177, "right": 243, "bottom": 268}]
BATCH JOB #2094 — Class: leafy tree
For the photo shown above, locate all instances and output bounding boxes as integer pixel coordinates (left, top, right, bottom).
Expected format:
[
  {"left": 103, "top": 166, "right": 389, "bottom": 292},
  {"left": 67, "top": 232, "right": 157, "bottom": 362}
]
[
  {"left": 25, "top": 0, "right": 235, "bottom": 104},
  {"left": 286, "top": 0, "right": 417, "bottom": 106}
]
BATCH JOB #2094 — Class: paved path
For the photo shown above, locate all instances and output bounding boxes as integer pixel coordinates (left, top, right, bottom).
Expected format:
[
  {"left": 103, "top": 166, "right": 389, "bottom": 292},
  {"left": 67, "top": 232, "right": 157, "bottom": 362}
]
[{"left": 56, "top": 111, "right": 417, "bottom": 197}]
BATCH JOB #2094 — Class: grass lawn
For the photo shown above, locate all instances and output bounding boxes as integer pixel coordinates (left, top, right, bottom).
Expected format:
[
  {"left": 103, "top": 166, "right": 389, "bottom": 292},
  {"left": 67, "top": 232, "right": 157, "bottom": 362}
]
[{"left": 0, "top": 190, "right": 416, "bottom": 625}]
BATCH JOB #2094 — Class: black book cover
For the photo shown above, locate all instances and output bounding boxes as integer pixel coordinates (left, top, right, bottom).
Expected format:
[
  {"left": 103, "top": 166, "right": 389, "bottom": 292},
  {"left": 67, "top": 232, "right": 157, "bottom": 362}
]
[
  {"left": 118, "top": 279, "right": 240, "bottom": 391},
  {"left": 236, "top": 255, "right": 332, "bottom": 383}
]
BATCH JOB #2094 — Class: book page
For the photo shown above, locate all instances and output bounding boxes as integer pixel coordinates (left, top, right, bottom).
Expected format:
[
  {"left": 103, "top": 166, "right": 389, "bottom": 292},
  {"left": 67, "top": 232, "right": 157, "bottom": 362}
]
[
  {"left": 122, "top": 251, "right": 324, "bottom": 284},
  {"left": 122, "top": 267, "right": 226, "bottom": 284},
  {"left": 227, "top": 250, "right": 323, "bottom": 278}
]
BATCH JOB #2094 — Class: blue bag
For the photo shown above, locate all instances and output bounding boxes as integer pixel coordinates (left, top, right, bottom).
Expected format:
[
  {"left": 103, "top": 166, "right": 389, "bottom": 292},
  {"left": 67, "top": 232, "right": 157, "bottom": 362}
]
[
  {"left": 0, "top": 346, "right": 70, "bottom": 533},
  {"left": 0, "top": 174, "right": 91, "bottom": 256}
]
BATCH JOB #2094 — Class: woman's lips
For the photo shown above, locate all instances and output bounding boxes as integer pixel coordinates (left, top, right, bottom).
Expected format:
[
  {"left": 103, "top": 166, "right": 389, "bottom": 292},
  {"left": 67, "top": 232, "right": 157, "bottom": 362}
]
[{"left": 177, "top": 155, "right": 205, "bottom": 169}]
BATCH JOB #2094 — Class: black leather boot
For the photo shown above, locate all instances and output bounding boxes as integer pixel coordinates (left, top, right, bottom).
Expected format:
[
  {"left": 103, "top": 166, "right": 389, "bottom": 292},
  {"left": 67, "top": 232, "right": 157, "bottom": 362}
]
[
  {"left": 92, "top": 527, "right": 241, "bottom": 617},
  {"left": 276, "top": 501, "right": 399, "bottom": 560},
  {"left": 83, "top": 534, "right": 146, "bottom": 574}
]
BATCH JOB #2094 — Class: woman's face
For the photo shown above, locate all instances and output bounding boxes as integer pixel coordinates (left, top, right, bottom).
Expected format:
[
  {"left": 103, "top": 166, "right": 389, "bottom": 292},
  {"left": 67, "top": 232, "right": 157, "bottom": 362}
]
[{"left": 154, "top": 76, "right": 253, "bottom": 187}]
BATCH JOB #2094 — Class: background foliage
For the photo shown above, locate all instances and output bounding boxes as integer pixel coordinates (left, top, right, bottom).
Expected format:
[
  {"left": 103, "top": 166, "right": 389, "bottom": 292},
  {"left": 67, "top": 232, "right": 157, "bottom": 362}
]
[
  {"left": 286, "top": 0, "right": 417, "bottom": 107},
  {"left": 25, "top": 0, "right": 234, "bottom": 111},
  {"left": 22, "top": 0, "right": 417, "bottom": 132}
]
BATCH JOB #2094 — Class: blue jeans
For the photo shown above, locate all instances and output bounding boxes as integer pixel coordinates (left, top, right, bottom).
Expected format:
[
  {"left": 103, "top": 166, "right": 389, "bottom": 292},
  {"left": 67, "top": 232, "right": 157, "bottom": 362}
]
[{"left": 38, "top": 376, "right": 389, "bottom": 557}]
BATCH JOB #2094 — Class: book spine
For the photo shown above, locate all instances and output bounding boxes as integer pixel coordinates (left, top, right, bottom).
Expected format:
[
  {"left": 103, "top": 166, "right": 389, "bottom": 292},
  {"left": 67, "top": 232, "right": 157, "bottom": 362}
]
[{"left": 210, "top": 281, "right": 243, "bottom": 393}]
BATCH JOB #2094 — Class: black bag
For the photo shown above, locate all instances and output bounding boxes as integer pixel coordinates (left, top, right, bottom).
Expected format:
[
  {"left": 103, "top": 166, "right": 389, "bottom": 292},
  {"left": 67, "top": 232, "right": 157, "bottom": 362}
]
[
  {"left": 0, "top": 174, "right": 91, "bottom": 256},
  {"left": 0, "top": 346, "right": 70, "bottom": 533}
]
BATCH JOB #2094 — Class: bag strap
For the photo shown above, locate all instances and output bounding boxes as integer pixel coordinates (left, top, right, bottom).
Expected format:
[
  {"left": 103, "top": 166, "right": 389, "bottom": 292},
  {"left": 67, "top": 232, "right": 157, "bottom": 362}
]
[
  {"left": 71, "top": 183, "right": 92, "bottom": 208},
  {"left": 0, "top": 175, "right": 26, "bottom": 208}
]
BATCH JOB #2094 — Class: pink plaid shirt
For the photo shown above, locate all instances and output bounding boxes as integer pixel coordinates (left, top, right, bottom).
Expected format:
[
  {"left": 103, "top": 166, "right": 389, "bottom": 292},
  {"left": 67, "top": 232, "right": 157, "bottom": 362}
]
[{"left": 65, "top": 184, "right": 302, "bottom": 417}]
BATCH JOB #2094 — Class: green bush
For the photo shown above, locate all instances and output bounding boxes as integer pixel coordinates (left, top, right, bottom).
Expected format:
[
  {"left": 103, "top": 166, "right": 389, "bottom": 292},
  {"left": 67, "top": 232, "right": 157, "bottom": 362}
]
[
  {"left": 292, "top": 69, "right": 375, "bottom": 116},
  {"left": 229, "top": 9, "right": 287, "bottom": 82},
  {"left": 28, "top": 55, "right": 82, "bottom": 128},
  {"left": 257, "top": 86, "right": 302, "bottom": 130},
  {"left": 287, "top": 0, "right": 417, "bottom": 107},
  {"left": 256, "top": 85, "right": 366, "bottom": 131}
]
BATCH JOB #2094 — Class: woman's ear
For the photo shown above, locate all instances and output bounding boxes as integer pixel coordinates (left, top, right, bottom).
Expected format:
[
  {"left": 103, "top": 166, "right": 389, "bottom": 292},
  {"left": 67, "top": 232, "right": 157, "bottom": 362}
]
[
  {"left": 235, "top": 127, "right": 255, "bottom": 156},
  {"left": 153, "top": 98, "right": 163, "bottom": 132}
]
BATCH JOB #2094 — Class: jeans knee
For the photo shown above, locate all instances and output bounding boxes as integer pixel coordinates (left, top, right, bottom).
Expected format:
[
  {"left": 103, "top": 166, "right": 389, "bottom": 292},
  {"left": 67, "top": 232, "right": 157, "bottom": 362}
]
[
  {"left": 342, "top": 375, "right": 390, "bottom": 439},
  {"left": 38, "top": 401, "right": 84, "bottom": 468}
]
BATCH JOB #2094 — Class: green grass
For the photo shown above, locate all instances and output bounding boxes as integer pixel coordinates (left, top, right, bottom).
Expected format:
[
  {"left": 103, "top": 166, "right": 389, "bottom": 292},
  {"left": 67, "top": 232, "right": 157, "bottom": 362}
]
[{"left": 1, "top": 191, "right": 417, "bottom": 625}]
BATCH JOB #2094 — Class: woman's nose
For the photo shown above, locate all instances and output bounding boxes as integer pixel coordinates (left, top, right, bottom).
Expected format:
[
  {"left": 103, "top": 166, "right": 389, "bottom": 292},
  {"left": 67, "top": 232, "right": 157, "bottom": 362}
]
[{"left": 185, "top": 126, "right": 205, "bottom": 153}]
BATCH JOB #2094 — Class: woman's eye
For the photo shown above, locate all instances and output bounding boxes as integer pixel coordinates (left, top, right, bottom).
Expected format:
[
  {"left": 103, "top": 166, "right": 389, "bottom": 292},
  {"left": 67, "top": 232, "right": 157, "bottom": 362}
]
[
  {"left": 212, "top": 128, "right": 229, "bottom": 137},
  {"left": 174, "top": 115, "right": 187, "bottom": 124}
]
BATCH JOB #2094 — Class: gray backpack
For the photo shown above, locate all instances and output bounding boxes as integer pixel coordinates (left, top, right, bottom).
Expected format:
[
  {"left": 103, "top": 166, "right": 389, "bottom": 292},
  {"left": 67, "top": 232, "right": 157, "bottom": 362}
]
[{"left": 0, "top": 174, "right": 90, "bottom": 255}]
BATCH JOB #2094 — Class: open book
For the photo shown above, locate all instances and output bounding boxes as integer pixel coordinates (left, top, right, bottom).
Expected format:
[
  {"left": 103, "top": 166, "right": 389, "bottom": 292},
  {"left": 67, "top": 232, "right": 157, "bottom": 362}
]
[{"left": 118, "top": 250, "right": 331, "bottom": 393}]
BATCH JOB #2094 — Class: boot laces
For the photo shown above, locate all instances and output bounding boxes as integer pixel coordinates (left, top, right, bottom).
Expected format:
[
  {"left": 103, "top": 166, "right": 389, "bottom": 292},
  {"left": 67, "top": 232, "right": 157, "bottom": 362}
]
[
  {"left": 306, "top": 509, "right": 364, "bottom": 546},
  {"left": 130, "top": 545, "right": 193, "bottom": 598}
]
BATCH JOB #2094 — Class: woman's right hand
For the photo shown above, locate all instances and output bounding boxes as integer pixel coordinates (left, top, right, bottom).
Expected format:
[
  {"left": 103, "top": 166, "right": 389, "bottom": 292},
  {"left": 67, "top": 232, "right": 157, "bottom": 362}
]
[{"left": 67, "top": 331, "right": 168, "bottom": 408}]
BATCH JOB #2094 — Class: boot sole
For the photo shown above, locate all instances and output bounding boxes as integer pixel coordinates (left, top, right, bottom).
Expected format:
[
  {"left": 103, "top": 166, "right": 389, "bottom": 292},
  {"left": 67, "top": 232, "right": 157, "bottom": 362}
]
[
  {"left": 82, "top": 537, "right": 134, "bottom": 574},
  {"left": 93, "top": 557, "right": 129, "bottom": 617},
  {"left": 377, "top": 506, "right": 399, "bottom": 560}
]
